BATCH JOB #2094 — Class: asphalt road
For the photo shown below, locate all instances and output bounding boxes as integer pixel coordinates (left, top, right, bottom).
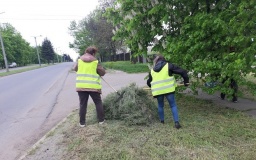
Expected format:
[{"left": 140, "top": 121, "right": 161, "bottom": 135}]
[{"left": 0, "top": 62, "right": 77, "bottom": 160}]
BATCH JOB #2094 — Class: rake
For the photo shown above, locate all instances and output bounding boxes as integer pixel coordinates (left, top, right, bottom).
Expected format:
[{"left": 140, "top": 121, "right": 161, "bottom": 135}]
[{"left": 101, "top": 76, "right": 125, "bottom": 102}]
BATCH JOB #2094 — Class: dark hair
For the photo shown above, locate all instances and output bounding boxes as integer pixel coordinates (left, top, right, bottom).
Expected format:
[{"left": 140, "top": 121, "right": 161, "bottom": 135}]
[
  {"left": 156, "top": 55, "right": 165, "bottom": 61},
  {"left": 153, "top": 55, "right": 165, "bottom": 65},
  {"left": 85, "top": 46, "right": 98, "bottom": 55}
]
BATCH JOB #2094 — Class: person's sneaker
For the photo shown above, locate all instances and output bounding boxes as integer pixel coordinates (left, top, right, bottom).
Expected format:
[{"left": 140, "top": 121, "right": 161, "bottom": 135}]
[
  {"left": 233, "top": 100, "right": 238, "bottom": 103},
  {"left": 160, "top": 120, "right": 164, "bottom": 124},
  {"left": 79, "top": 123, "right": 85, "bottom": 128},
  {"left": 174, "top": 122, "right": 182, "bottom": 129},
  {"left": 99, "top": 120, "right": 105, "bottom": 125}
]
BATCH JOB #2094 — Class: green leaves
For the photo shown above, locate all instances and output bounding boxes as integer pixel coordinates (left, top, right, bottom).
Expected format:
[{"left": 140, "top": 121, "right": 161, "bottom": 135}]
[
  {"left": 41, "top": 38, "right": 55, "bottom": 64},
  {"left": 102, "top": 0, "right": 256, "bottom": 98},
  {"left": 0, "top": 24, "right": 35, "bottom": 66}
]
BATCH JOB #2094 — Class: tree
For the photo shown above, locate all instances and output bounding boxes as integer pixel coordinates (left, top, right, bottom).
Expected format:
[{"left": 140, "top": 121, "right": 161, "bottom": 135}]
[
  {"left": 62, "top": 54, "right": 73, "bottom": 62},
  {"left": 69, "top": 0, "right": 124, "bottom": 61},
  {"left": 105, "top": 0, "right": 256, "bottom": 97},
  {"left": 41, "top": 38, "right": 54, "bottom": 64},
  {"left": 69, "top": 20, "right": 93, "bottom": 55},
  {"left": 0, "top": 23, "right": 35, "bottom": 67}
]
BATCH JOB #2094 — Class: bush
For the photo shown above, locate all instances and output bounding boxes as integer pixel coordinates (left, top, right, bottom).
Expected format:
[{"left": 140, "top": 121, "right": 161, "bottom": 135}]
[{"left": 103, "top": 83, "right": 158, "bottom": 126}]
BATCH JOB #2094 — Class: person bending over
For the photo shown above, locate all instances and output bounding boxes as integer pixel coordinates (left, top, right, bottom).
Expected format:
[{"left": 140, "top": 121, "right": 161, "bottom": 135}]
[{"left": 147, "top": 55, "right": 189, "bottom": 129}]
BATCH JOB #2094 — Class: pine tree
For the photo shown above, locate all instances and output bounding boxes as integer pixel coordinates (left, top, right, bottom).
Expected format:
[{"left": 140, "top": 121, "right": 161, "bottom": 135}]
[{"left": 41, "top": 38, "right": 54, "bottom": 64}]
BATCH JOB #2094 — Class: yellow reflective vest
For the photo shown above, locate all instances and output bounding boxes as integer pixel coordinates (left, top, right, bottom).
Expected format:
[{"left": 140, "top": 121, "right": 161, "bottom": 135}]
[
  {"left": 151, "top": 63, "right": 176, "bottom": 96},
  {"left": 76, "top": 59, "right": 101, "bottom": 89}
]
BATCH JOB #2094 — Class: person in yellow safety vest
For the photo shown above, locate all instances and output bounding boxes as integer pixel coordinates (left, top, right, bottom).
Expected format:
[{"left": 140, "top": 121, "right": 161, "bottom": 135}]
[
  {"left": 147, "top": 55, "right": 189, "bottom": 129},
  {"left": 73, "top": 46, "right": 106, "bottom": 127}
]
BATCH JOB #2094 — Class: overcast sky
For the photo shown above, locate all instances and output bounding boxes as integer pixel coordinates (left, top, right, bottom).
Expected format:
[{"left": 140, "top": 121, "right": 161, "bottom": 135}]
[{"left": 0, "top": 0, "right": 99, "bottom": 60}]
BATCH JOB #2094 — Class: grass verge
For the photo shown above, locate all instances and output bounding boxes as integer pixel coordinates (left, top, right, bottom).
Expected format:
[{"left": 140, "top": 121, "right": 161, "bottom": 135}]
[
  {"left": 0, "top": 64, "right": 48, "bottom": 77},
  {"left": 102, "top": 61, "right": 149, "bottom": 73},
  {"left": 239, "top": 74, "right": 256, "bottom": 101},
  {"left": 22, "top": 61, "right": 255, "bottom": 159},
  {"left": 26, "top": 93, "right": 256, "bottom": 160}
]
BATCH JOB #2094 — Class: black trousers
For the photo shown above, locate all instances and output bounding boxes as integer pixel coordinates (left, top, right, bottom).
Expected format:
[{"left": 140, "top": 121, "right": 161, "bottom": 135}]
[
  {"left": 78, "top": 91, "right": 105, "bottom": 124},
  {"left": 220, "top": 79, "right": 238, "bottom": 101}
]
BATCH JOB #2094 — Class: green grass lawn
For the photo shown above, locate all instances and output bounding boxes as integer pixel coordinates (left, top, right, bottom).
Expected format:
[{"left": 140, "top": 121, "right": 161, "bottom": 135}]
[
  {"left": 42, "top": 93, "right": 256, "bottom": 160},
  {"left": 102, "top": 61, "right": 150, "bottom": 73}
]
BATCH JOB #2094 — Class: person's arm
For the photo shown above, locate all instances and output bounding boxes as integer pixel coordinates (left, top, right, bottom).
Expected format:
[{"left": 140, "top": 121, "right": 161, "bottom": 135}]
[
  {"left": 147, "top": 73, "right": 152, "bottom": 87},
  {"left": 97, "top": 64, "right": 106, "bottom": 76},
  {"left": 169, "top": 63, "right": 189, "bottom": 85},
  {"left": 73, "top": 62, "right": 78, "bottom": 72}
]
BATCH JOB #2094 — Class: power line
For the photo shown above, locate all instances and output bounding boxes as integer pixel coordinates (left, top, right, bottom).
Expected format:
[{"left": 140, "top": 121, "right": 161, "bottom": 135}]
[
  {"left": 2, "top": 14, "right": 84, "bottom": 17},
  {"left": 1, "top": 18, "right": 82, "bottom": 21}
]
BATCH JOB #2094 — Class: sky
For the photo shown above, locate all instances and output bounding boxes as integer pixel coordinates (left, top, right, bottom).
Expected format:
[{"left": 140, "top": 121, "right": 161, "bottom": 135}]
[{"left": 0, "top": 0, "right": 99, "bottom": 61}]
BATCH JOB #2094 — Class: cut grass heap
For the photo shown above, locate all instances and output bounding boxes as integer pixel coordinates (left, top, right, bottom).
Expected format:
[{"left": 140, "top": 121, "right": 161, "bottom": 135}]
[{"left": 103, "top": 83, "right": 158, "bottom": 126}]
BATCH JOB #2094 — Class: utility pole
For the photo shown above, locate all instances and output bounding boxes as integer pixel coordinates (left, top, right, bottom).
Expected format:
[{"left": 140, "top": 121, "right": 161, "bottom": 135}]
[
  {"left": 33, "top": 35, "right": 42, "bottom": 67},
  {"left": 0, "top": 31, "right": 9, "bottom": 72},
  {"left": 0, "top": 12, "right": 9, "bottom": 72}
]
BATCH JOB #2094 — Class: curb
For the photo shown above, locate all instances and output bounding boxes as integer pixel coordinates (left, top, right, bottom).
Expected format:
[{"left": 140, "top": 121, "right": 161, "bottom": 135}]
[{"left": 17, "top": 111, "right": 75, "bottom": 160}]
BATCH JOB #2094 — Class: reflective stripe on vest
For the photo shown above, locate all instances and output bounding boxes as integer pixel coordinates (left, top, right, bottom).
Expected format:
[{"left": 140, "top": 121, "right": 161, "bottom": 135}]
[
  {"left": 151, "top": 64, "right": 176, "bottom": 96},
  {"left": 76, "top": 59, "right": 101, "bottom": 89}
]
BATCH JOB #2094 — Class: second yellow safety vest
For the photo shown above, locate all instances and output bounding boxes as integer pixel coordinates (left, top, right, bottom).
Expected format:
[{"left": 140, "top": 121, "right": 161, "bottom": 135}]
[{"left": 151, "top": 64, "right": 176, "bottom": 96}]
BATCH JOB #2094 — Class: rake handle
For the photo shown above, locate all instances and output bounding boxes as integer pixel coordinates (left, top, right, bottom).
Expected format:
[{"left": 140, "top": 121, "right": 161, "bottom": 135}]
[
  {"left": 143, "top": 83, "right": 189, "bottom": 90},
  {"left": 101, "top": 76, "right": 118, "bottom": 93}
]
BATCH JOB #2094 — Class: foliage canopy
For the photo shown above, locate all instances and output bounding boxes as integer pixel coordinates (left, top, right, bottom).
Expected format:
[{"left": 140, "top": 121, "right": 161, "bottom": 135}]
[
  {"left": 0, "top": 23, "right": 36, "bottom": 67},
  {"left": 105, "top": 0, "right": 256, "bottom": 97},
  {"left": 68, "top": 0, "right": 125, "bottom": 61},
  {"left": 41, "top": 38, "right": 55, "bottom": 64}
]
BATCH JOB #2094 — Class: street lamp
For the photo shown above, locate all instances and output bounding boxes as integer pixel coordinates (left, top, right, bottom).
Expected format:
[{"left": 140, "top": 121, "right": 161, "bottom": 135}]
[
  {"left": 33, "top": 35, "right": 42, "bottom": 67},
  {"left": 0, "top": 12, "right": 9, "bottom": 72}
]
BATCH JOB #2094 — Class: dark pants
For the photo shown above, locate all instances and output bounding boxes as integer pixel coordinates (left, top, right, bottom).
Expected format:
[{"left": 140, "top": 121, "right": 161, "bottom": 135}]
[
  {"left": 220, "top": 79, "right": 238, "bottom": 102},
  {"left": 78, "top": 91, "right": 105, "bottom": 124}
]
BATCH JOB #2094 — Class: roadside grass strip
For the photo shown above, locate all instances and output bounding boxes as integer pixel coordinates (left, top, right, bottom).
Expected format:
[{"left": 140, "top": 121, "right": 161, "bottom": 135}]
[{"left": 32, "top": 91, "right": 256, "bottom": 160}]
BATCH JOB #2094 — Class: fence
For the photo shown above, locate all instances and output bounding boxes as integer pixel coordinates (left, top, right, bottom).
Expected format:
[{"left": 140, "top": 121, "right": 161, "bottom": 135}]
[{"left": 109, "top": 52, "right": 144, "bottom": 63}]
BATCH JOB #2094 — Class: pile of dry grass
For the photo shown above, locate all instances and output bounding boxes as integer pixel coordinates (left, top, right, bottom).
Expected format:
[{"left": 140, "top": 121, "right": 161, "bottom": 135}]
[{"left": 103, "top": 83, "right": 158, "bottom": 126}]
